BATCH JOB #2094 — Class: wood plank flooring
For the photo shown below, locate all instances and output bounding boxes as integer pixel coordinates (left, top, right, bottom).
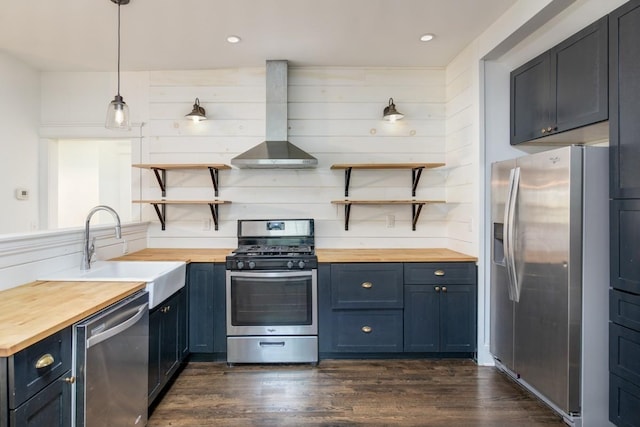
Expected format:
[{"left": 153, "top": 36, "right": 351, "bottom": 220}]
[{"left": 148, "top": 359, "right": 567, "bottom": 426}]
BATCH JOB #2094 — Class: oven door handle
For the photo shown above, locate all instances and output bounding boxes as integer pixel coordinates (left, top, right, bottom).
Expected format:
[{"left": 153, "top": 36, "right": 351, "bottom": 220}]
[{"left": 228, "top": 270, "right": 315, "bottom": 278}]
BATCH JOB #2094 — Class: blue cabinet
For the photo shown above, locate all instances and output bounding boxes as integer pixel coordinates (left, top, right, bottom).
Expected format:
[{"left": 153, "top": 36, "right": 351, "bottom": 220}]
[
  {"left": 610, "top": 3, "right": 640, "bottom": 425},
  {"left": 319, "top": 261, "right": 476, "bottom": 357},
  {"left": 404, "top": 263, "right": 477, "bottom": 354},
  {"left": 510, "top": 16, "right": 608, "bottom": 145},
  {"left": 1, "top": 328, "right": 73, "bottom": 427},
  {"left": 187, "top": 263, "right": 226, "bottom": 357},
  {"left": 148, "top": 288, "right": 187, "bottom": 405}
]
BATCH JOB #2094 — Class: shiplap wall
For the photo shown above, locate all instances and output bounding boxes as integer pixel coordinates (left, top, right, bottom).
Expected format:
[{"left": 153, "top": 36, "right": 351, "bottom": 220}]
[
  {"left": 445, "top": 47, "right": 479, "bottom": 257},
  {"left": 141, "top": 67, "right": 453, "bottom": 249}
]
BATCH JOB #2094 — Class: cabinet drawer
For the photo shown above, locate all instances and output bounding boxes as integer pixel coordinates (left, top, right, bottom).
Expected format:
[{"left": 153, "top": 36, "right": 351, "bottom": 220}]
[
  {"left": 330, "top": 310, "right": 403, "bottom": 353},
  {"left": 611, "top": 289, "right": 640, "bottom": 332},
  {"left": 331, "top": 264, "right": 403, "bottom": 309},
  {"left": 8, "top": 327, "right": 72, "bottom": 409},
  {"left": 610, "top": 323, "right": 640, "bottom": 386},
  {"left": 404, "top": 263, "right": 476, "bottom": 285},
  {"left": 610, "top": 373, "right": 640, "bottom": 427}
]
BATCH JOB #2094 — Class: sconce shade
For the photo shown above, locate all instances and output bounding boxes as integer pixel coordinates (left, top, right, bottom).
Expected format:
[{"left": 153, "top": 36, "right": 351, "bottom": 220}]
[
  {"left": 383, "top": 98, "right": 404, "bottom": 122},
  {"left": 105, "top": 94, "right": 131, "bottom": 130},
  {"left": 186, "top": 98, "right": 207, "bottom": 122}
]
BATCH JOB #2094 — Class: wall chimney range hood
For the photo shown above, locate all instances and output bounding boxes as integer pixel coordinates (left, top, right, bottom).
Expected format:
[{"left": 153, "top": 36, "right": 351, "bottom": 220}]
[{"left": 231, "top": 60, "right": 317, "bottom": 169}]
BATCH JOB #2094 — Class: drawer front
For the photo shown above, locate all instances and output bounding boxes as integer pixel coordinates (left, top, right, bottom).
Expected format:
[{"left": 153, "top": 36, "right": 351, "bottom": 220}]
[
  {"left": 331, "top": 264, "right": 403, "bottom": 309},
  {"left": 404, "top": 262, "right": 476, "bottom": 285},
  {"left": 9, "top": 327, "right": 72, "bottom": 409},
  {"left": 611, "top": 289, "right": 640, "bottom": 332},
  {"left": 610, "top": 373, "right": 640, "bottom": 427},
  {"left": 610, "top": 323, "right": 640, "bottom": 386},
  {"left": 331, "top": 310, "right": 403, "bottom": 353}
]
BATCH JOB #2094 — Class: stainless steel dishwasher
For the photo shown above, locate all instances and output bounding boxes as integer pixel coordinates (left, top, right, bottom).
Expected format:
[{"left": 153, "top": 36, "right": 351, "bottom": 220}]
[{"left": 73, "top": 291, "right": 149, "bottom": 427}]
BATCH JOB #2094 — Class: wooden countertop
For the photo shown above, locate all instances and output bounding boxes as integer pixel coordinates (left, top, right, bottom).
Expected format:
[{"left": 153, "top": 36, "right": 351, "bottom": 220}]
[
  {"left": 114, "top": 248, "right": 233, "bottom": 263},
  {"left": 115, "top": 248, "right": 476, "bottom": 263},
  {"left": 0, "top": 281, "right": 145, "bottom": 357},
  {"left": 316, "top": 248, "right": 476, "bottom": 263}
]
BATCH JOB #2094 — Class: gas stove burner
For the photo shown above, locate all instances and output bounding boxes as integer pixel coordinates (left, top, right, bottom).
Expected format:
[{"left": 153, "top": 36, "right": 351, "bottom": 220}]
[{"left": 227, "top": 219, "right": 317, "bottom": 271}]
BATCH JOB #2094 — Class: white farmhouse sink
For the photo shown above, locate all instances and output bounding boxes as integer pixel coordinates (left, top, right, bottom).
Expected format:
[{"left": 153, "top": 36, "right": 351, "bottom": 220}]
[{"left": 39, "top": 261, "right": 187, "bottom": 309}]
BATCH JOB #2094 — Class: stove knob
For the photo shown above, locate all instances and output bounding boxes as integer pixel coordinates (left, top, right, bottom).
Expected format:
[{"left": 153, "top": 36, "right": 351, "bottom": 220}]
[
  {"left": 287, "top": 261, "right": 294, "bottom": 269},
  {"left": 248, "top": 261, "right": 256, "bottom": 269},
  {"left": 237, "top": 261, "right": 244, "bottom": 270},
  {"left": 298, "top": 260, "right": 306, "bottom": 269}
]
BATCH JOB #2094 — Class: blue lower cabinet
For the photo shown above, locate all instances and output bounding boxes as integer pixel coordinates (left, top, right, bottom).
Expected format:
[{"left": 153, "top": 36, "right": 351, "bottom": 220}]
[
  {"left": 610, "top": 373, "right": 640, "bottom": 427},
  {"left": 330, "top": 310, "right": 403, "bottom": 353},
  {"left": 319, "top": 261, "right": 477, "bottom": 357}
]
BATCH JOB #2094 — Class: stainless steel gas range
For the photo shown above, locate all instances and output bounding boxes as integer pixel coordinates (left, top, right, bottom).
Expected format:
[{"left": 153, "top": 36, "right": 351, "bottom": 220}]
[{"left": 225, "top": 219, "right": 318, "bottom": 364}]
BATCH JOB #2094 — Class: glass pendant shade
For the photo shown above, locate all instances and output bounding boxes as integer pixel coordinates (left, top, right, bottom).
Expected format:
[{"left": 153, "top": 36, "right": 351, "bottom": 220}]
[
  {"left": 383, "top": 98, "right": 404, "bottom": 122},
  {"left": 105, "top": 94, "right": 131, "bottom": 130}
]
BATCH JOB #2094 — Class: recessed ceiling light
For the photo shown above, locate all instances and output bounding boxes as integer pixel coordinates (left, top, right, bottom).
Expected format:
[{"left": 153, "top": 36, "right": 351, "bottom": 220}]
[
  {"left": 420, "top": 33, "right": 435, "bottom": 42},
  {"left": 226, "top": 35, "right": 241, "bottom": 44}
]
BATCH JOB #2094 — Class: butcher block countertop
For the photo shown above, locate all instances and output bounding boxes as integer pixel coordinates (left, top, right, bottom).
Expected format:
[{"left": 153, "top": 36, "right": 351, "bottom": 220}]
[
  {"left": 115, "top": 248, "right": 476, "bottom": 263},
  {"left": 316, "top": 248, "right": 476, "bottom": 263},
  {"left": 0, "top": 281, "right": 145, "bottom": 357}
]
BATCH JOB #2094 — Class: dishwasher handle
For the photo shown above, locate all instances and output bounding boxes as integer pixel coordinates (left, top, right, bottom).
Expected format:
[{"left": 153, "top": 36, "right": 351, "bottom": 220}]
[{"left": 86, "top": 304, "right": 148, "bottom": 349}]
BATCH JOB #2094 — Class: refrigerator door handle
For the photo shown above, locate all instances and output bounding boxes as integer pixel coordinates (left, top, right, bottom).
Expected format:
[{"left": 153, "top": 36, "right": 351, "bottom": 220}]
[
  {"left": 503, "top": 168, "right": 516, "bottom": 301},
  {"left": 506, "top": 167, "right": 521, "bottom": 302}
]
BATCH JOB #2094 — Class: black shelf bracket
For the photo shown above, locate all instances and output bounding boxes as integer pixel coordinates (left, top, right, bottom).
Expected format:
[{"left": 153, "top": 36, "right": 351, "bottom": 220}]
[
  {"left": 411, "top": 167, "right": 424, "bottom": 197},
  {"left": 150, "top": 203, "right": 167, "bottom": 230},
  {"left": 208, "top": 203, "right": 220, "bottom": 231},
  {"left": 208, "top": 167, "right": 220, "bottom": 197},
  {"left": 411, "top": 203, "right": 425, "bottom": 231},
  {"left": 150, "top": 168, "right": 167, "bottom": 197},
  {"left": 343, "top": 167, "right": 353, "bottom": 197}
]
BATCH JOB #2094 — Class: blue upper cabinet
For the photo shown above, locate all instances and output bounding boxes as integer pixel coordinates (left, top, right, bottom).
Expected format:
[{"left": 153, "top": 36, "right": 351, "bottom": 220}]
[
  {"left": 610, "top": 0, "right": 640, "bottom": 199},
  {"left": 510, "top": 16, "right": 608, "bottom": 145}
]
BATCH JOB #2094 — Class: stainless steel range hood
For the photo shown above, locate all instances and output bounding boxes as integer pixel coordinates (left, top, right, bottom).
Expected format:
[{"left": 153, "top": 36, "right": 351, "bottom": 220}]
[{"left": 231, "top": 60, "right": 318, "bottom": 169}]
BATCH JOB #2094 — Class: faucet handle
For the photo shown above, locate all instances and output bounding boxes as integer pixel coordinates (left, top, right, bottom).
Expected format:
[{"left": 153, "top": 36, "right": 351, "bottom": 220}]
[{"left": 89, "top": 237, "right": 97, "bottom": 261}]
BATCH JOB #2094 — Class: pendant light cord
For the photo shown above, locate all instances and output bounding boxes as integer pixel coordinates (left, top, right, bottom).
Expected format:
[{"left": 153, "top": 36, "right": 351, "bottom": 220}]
[{"left": 117, "top": 1, "right": 121, "bottom": 96}]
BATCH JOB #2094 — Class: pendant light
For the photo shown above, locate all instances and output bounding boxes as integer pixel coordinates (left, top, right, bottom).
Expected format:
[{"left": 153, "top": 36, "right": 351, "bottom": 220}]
[
  {"left": 105, "top": 0, "right": 131, "bottom": 130},
  {"left": 185, "top": 98, "right": 208, "bottom": 122},
  {"left": 383, "top": 98, "right": 404, "bottom": 122}
]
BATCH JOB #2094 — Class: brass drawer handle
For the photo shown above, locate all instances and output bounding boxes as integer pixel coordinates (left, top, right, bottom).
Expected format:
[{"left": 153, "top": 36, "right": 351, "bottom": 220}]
[
  {"left": 361, "top": 326, "right": 372, "bottom": 333},
  {"left": 62, "top": 376, "right": 76, "bottom": 384},
  {"left": 434, "top": 270, "right": 445, "bottom": 276},
  {"left": 35, "top": 354, "right": 55, "bottom": 369},
  {"left": 361, "top": 282, "right": 373, "bottom": 289}
]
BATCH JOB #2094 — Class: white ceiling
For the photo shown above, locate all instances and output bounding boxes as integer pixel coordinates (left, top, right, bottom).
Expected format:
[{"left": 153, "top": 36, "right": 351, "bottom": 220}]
[{"left": 0, "top": 0, "right": 517, "bottom": 72}]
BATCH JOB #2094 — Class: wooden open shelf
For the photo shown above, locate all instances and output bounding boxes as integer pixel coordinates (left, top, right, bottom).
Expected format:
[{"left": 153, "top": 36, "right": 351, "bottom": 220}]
[
  {"left": 331, "top": 200, "right": 446, "bottom": 231},
  {"left": 132, "top": 164, "right": 231, "bottom": 197},
  {"left": 330, "top": 163, "right": 445, "bottom": 197},
  {"left": 132, "top": 200, "right": 231, "bottom": 231}
]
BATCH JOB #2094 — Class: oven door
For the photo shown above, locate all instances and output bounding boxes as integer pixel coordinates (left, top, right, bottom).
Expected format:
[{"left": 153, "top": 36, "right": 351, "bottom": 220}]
[{"left": 226, "top": 269, "right": 318, "bottom": 336}]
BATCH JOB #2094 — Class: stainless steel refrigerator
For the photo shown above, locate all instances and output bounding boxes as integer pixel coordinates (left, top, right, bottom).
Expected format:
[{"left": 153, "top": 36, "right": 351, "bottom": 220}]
[{"left": 490, "top": 145, "right": 612, "bottom": 427}]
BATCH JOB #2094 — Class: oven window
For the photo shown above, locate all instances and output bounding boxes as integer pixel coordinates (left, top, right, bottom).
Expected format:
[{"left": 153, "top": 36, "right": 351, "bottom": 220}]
[{"left": 231, "top": 275, "right": 313, "bottom": 326}]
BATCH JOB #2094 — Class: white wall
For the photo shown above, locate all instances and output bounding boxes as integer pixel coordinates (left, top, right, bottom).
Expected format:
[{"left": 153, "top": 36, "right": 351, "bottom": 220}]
[
  {"left": 0, "top": 53, "right": 41, "bottom": 234},
  {"left": 141, "top": 67, "right": 448, "bottom": 248}
]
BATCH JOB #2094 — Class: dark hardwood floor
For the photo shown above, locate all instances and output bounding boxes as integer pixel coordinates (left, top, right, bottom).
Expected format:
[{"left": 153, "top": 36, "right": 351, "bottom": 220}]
[{"left": 148, "top": 359, "right": 567, "bottom": 426}]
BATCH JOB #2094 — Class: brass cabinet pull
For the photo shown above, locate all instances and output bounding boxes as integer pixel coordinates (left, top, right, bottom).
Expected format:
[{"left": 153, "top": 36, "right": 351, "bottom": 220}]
[
  {"left": 442, "top": 286, "right": 447, "bottom": 293},
  {"left": 161, "top": 305, "right": 172, "bottom": 313},
  {"left": 435, "top": 286, "right": 440, "bottom": 292},
  {"left": 361, "top": 326, "right": 372, "bottom": 333},
  {"left": 434, "top": 270, "right": 445, "bottom": 276},
  {"left": 62, "top": 376, "right": 76, "bottom": 384},
  {"left": 541, "top": 128, "right": 547, "bottom": 134},
  {"left": 361, "top": 282, "right": 373, "bottom": 289},
  {"left": 35, "top": 354, "right": 54, "bottom": 369}
]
